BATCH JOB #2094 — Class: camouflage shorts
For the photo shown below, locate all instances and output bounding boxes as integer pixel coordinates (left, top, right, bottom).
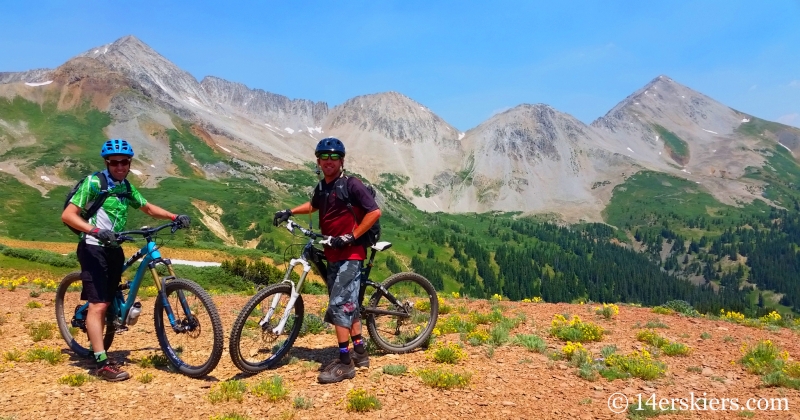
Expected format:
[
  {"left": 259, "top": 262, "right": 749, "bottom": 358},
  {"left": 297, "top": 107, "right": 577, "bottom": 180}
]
[{"left": 324, "top": 260, "right": 363, "bottom": 328}]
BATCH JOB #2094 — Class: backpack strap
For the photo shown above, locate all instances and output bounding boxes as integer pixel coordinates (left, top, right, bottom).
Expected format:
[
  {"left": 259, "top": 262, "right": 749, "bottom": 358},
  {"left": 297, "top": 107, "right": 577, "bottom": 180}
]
[
  {"left": 81, "top": 172, "right": 133, "bottom": 221},
  {"left": 317, "top": 174, "right": 353, "bottom": 218},
  {"left": 332, "top": 175, "right": 359, "bottom": 218}
]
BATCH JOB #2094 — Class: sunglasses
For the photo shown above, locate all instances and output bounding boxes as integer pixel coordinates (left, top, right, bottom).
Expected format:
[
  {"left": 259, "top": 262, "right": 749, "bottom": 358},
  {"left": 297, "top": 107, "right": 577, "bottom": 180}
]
[
  {"left": 317, "top": 153, "right": 342, "bottom": 161},
  {"left": 106, "top": 158, "right": 131, "bottom": 167}
]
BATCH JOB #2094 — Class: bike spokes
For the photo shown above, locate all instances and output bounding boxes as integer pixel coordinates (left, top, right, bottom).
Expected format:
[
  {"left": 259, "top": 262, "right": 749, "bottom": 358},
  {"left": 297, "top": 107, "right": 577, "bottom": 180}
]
[
  {"left": 367, "top": 272, "right": 438, "bottom": 353},
  {"left": 229, "top": 283, "right": 304, "bottom": 373},
  {"left": 157, "top": 284, "right": 217, "bottom": 369},
  {"left": 54, "top": 272, "right": 115, "bottom": 358}
]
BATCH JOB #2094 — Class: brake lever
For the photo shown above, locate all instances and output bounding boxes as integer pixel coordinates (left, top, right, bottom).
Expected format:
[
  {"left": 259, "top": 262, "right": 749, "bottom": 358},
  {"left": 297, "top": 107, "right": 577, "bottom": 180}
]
[
  {"left": 171, "top": 223, "right": 179, "bottom": 234},
  {"left": 319, "top": 236, "right": 333, "bottom": 246}
]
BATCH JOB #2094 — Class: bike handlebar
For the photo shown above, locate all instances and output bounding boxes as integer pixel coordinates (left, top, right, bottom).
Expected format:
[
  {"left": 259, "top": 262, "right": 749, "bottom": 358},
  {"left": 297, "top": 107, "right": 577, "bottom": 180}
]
[
  {"left": 115, "top": 221, "right": 182, "bottom": 243},
  {"left": 284, "top": 219, "right": 331, "bottom": 244}
]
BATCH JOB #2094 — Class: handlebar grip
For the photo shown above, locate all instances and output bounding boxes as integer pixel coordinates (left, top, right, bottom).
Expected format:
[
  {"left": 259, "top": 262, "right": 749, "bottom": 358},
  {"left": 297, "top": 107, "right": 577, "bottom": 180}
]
[{"left": 115, "top": 235, "right": 135, "bottom": 244}]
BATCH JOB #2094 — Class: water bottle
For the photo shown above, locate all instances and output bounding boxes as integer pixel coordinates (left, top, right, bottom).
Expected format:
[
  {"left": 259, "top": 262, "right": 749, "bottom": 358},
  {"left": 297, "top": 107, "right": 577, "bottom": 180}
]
[{"left": 126, "top": 302, "right": 142, "bottom": 325}]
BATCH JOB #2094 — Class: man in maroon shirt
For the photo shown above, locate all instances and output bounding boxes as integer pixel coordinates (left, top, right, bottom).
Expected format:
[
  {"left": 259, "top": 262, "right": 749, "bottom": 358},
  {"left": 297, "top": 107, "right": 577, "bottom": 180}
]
[{"left": 273, "top": 137, "right": 381, "bottom": 384}]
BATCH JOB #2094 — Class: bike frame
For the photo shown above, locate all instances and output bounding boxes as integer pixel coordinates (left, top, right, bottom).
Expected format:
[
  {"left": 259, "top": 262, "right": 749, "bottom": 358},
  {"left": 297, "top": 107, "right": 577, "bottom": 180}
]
[
  {"left": 72, "top": 225, "right": 190, "bottom": 332},
  {"left": 263, "top": 221, "right": 410, "bottom": 335}
]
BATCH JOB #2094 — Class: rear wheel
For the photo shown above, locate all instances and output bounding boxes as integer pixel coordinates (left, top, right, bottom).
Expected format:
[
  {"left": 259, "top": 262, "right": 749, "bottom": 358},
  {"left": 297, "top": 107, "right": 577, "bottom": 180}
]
[
  {"left": 54, "top": 272, "right": 114, "bottom": 358},
  {"left": 366, "top": 272, "right": 438, "bottom": 353},
  {"left": 229, "top": 283, "right": 304, "bottom": 374},
  {"left": 153, "top": 278, "right": 224, "bottom": 378}
]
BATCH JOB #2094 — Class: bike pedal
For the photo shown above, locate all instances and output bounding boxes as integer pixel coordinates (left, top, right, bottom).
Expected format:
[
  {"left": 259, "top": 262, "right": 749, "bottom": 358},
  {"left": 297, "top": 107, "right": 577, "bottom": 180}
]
[{"left": 115, "top": 326, "right": 129, "bottom": 334}]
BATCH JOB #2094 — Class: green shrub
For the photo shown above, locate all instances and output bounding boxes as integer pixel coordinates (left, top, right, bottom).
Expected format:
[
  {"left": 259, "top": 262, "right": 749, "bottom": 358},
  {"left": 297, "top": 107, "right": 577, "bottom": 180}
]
[
  {"left": 510, "top": 334, "right": 546, "bottom": 353},
  {"left": 208, "top": 380, "right": 247, "bottom": 403},
  {"left": 662, "top": 300, "right": 699, "bottom": 317},
  {"left": 210, "top": 413, "right": 251, "bottom": 420},
  {"left": 57, "top": 373, "right": 91, "bottom": 386},
  {"left": 139, "top": 353, "right": 170, "bottom": 368},
  {"left": 636, "top": 330, "right": 691, "bottom": 356},
  {"left": 437, "top": 315, "right": 477, "bottom": 334},
  {"left": 550, "top": 315, "right": 604, "bottom": 342},
  {"left": 26, "top": 321, "right": 55, "bottom": 342},
  {"left": 0, "top": 247, "right": 79, "bottom": 268},
  {"left": 382, "top": 364, "right": 408, "bottom": 376},
  {"left": 300, "top": 313, "right": 328, "bottom": 336},
  {"left": 138, "top": 372, "right": 154, "bottom": 384},
  {"left": 740, "top": 340, "right": 784, "bottom": 375},
  {"left": 600, "top": 345, "right": 618, "bottom": 358},
  {"left": 661, "top": 342, "right": 691, "bottom": 356},
  {"left": 417, "top": 367, "right": 472, "bottom": 389},
  {"left": 604, "top": 351, "right": 666, "bottom": 380},
  {"left": 293, "top": 396, "right": 313, "bottom": 410},
  {"left": 644, "top": 318, "right": 669, "bottom": 329},
  {"left": 251, "top": 376, "right": 289, "bottom": 402},
  {"left": 346, "top": 388, "right": 381, "bottom": 412},
  {"left": 3, "top": 349, "right": 22, "bottom": 362},
  {"left": 463, "top": 329, "right": 490, "bottom": 346},
  {"left": 488, "top": 323, "right": 510, "bottom": 346},
  {"left": 25, "top": 346, "right": 64, "bottom": 364},
  {"left": 430, "top": 342, "right": 467, "bottom": 364},
  {"left": 651, "top": 305, "right": 674, "bottom": 315}
]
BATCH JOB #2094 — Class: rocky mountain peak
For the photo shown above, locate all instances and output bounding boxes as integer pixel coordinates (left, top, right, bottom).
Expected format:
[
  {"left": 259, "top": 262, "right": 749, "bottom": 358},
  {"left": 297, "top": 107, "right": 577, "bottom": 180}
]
[
  {"left": 76, "top": 35, "right": 212, "bottom": 115},
  {"left": 590, "top": 75, "right": 740, "bottom": 140},
  {"left": 466, "top": 103, "right": 596, "bottom": 162},
  {"left": 200, "top": 76, "right": 328, "bottom": 129},
  {"left": 0, "top": 68, "right": 53, "bottom": 84},
  {"left": 326, "top": 91, "right": 460, "bottom": 146}
]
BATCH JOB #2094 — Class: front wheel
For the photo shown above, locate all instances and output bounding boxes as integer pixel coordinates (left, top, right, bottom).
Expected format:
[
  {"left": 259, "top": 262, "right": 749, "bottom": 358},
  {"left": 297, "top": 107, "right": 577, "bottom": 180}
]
[
  {"left": 54, "top": 271, "right": 114, "bottom": 358},
  {"left": 366, "top": 272, "right": 439, "bottom": 353},
  {"left": 153, "top": 278, "right": 224, "bottom": 378},
  {"left": 229, "top": 283, "right": 304, "bottom": 374}
]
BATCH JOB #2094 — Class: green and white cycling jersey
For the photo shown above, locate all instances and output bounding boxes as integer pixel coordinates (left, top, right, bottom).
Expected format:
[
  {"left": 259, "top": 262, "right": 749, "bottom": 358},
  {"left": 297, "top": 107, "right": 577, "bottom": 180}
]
[{"left": 69, "top": 170, "right": 148, "bottom": 246}]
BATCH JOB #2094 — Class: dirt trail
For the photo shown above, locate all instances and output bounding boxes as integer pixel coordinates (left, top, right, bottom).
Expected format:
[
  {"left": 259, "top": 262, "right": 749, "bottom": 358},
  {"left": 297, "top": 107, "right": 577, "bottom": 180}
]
[{"left": 1, "top": 290, "right": 799, "bottom": 419}]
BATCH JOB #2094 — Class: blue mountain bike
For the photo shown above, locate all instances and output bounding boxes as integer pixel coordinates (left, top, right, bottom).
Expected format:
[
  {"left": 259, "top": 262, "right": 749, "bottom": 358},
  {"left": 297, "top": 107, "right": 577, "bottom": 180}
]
[{"left": 54, "top": 222, "right": 224, "bottom": 378}]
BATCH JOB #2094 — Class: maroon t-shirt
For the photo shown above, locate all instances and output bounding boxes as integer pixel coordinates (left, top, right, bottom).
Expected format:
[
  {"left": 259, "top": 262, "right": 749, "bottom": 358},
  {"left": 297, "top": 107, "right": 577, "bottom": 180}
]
[{"left": 311, "top": 175, "right": 379, "bottom": 262}]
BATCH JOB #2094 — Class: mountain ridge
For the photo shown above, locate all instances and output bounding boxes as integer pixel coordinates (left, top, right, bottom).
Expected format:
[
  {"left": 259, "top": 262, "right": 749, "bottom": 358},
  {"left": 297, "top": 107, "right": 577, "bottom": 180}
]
[{"left": 2, "top": 35, "right": 800, "bottom": 221}]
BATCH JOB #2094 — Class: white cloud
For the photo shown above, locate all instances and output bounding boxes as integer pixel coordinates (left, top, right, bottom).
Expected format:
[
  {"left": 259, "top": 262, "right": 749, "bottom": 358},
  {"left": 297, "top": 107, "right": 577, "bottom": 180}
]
[
  {"left": 789, "top": 80, "right": 800, "bottom": 88},
  {"left": 778, "top": 113, "right": 799, "bottom": 127}
]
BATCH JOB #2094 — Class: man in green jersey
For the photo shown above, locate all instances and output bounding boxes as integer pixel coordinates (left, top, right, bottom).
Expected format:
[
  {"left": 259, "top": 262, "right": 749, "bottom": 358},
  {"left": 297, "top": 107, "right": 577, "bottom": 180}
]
[{"left": 61, "top": 139, "right": 190, "bottom": 381}]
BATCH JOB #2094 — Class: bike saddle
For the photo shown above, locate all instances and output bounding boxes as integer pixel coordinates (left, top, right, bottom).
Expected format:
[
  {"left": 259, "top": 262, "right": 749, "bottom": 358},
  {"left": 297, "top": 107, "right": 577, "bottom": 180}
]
[{"left": 370, "top": 241, "right": 392, "bottom": 251}]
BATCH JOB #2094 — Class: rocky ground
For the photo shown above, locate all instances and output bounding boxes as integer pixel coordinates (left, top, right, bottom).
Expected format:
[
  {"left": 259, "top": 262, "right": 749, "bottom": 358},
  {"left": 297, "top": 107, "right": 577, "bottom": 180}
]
[{"left": 1, "top": 288, "right": 800, "bottom": 420}]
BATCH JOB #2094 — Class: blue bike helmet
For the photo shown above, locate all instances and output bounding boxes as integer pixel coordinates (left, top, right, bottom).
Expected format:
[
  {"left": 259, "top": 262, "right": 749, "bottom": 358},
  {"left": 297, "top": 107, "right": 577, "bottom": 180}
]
[
  {"left": 100, "top": 139, "right": 134, "bottom": 158},
  {"left": 315, "top": 137, "right": 345, "bottom": 157}
]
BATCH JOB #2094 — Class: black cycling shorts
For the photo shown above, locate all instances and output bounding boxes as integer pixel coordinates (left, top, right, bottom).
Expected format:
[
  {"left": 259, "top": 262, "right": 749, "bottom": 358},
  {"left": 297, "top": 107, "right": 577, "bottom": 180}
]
[{"left": 77, "top": 241, "right": 125, "bottom": 303}]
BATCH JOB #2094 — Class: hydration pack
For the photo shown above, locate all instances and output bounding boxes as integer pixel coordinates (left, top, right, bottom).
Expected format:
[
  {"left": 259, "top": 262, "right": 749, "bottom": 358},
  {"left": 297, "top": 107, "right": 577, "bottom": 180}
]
[{"left": 63, "top": 172, "right": 132, "bottom": 235}]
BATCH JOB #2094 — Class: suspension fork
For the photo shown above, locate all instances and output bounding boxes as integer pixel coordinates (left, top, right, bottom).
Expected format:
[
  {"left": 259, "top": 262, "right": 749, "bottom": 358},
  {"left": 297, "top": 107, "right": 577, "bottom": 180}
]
[
  {"left": 150, "top": 263, "right": 191, "bottom": 332},
  {"left": 261, "top": 258, "right": 310, "bottom": 335}
]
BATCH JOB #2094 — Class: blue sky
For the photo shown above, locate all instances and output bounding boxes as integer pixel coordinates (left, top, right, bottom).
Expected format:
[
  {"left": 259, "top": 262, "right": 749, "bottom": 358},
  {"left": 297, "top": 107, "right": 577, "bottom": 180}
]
[{"left": 1, "top": 1, "right": 798, "bottom": 131}]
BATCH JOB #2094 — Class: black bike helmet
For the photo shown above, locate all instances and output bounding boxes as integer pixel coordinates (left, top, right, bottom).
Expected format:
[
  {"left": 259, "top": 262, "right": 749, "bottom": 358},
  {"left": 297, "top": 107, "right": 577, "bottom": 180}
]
[{"left": 315, "top": 137, "right": 346, "bottom": 157}]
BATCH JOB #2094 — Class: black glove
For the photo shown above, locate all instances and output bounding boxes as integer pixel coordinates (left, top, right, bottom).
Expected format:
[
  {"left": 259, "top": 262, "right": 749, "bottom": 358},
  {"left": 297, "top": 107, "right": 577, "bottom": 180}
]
[
  {"left": 173, "top": 214, "right": 191, "bottom": 229},
  {"left": 329, "top": 233, "right": 355, "bottom": 249},
  {"left": 89, "top": 228, "right": 117, "bottom": 245},
  {"left": 273, "top": 209, "right": 292, "bottom": 226}
]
